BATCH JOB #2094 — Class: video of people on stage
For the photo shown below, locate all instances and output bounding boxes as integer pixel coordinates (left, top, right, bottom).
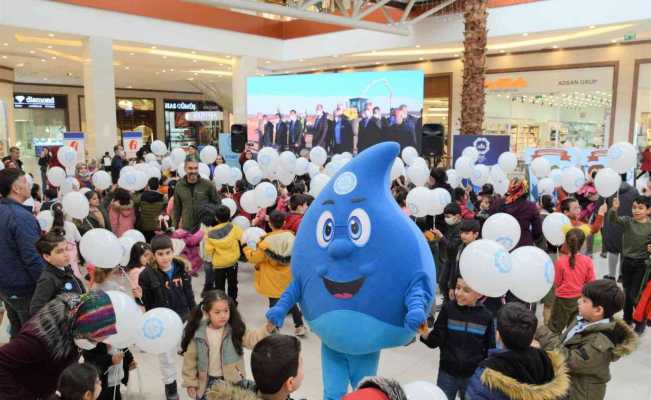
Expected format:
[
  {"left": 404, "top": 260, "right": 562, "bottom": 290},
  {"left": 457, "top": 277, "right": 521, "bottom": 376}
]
[{"left": 246, "top": 70, "right": 424, "bottom": 155}]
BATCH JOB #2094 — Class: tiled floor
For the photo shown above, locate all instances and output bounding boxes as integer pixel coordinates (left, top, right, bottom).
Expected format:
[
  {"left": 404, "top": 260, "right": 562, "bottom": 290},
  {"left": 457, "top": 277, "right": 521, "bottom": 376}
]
[{"left": 2, "top": 256, "right": 650, "bottom": 399}]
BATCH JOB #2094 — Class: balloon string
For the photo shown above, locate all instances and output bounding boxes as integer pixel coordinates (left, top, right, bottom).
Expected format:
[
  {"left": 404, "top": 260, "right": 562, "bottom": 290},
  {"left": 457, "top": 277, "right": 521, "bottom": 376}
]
[{"left": 119, "top": 267, "right": 143, "bottom": 304}]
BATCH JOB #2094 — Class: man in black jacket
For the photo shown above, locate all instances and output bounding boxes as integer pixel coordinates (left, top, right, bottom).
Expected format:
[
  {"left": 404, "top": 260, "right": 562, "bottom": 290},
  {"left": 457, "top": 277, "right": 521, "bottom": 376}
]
[
  {"left": 260, "top": 115, "right": 274, "bottom": 148},
  {"left": 274, "top": 113, "right": 288, "bottom": 150},
  {"left": 330, "top": 106, "right": 354, "bottom": 154},
  {"left": 110, "top": 145, "right": 126, "bottom": 184},
  {"left": 287, "top": 110, "right": 303, "bottom": 153},
  {"left": 356, "top": 109, "right": 383, "bottom": 153},
  {"left": 311, "top": 104, "right": 330, "bottom": 151}
]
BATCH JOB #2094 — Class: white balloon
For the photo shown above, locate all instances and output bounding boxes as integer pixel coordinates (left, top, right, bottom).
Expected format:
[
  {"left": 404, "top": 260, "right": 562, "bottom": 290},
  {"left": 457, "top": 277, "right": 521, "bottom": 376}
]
[
  {"left": 403, "top": 381, "right": 447, "bottom": 400},
  {"left": 146, "top": 166, "right": 161, "bottom": 181},
  {"left": 390, "top": 158, "right": 406, "bottom": 181},
  {"left": 104, "top": 290, "right": 143, "bottom": 348},
  {"left": 151, "top": 140, "right": 168, "bottom": 156},
  {"left": 406, "top": 187, "right": 430, "bottom": 218},
  {"left": 118, "top": 170, "right": 140, "bottom": 191},
  {"left": 161, "top": 157, "right": 174, "bottom": 171},
  {"left": 471, "top": 164, "right": 490, "bottom": 186},
  {"left": 460, "top": 240, "right": 512, "bottom": 297},
  {"left": 278, "top": 169, "right": 295, "bottom": 186},
  {"left": 341, "top": 152, "right": 353, "bottom": 161},
  {"left": 257, "top": 147, "right": 279, "bottom": 169},
  {"left": 245, "top": 166, "right": 263, "bottom": 186},
  {"left": 228, "top": 167, "right": 243, "bottom": 186},
  {"left": 407, "top": 165, "right": 429, "bottom": 187},
  {"left": 309, "top": 173, "right": 330, "bottom": 197},
  {"left": 240, "top": 190, "right": 259, "bottom": 214},
  {"left": 135, "top": 308, "right": 184, "bottom": 354},
  {"left": 58, "top": 146, "right": 78, "bottom": 169},
  {"left": 122, "top": 229, "right": 146, "bottom": 244},
  {"left": 462, "top": 146, "right": 480, "bottom": 163},
  {"left": 446, "top": 169, "right": 461, "bottom": 189},
  {"left": 308, "top": 163, "right": 320, "bottom": 179},
  {"left": 254, "top": 182, "right": 278, "bottom": 208},
  {"left": 428, "top": 188, "right": 452, "bottom": 216},
  {"left": 494, "top": 178, "right": 509, "bottom": 196},
  {"left": 498, "top": 152, "right": 518, "bottom": 173},
  {"left": 550, "top": 168, "right": 562, "bottom": 187},
  {"left": 294, "top": 157, "right": 310, "bottom": 176},
  {"left": 542, "top": 212, "right": 571, "bottom": 246},
  {"left": 411, "top": 157, "right": 428, "bottom": 171},
  {"left": 490, "top": 165, "right": 507, "bottom": 184},
  {"left": 60, "top": 177, "right": 80, "bottom": 196},
  {"left": 91, "top": 170, "right": 111, "bottom": 190},
  {"left": 279, "top": 151, "right": 297, "bottom": 172},
  {"left": 62, "top": 192, "right": 89, "bottom": 220},
  {"left": 80, "top": 229, "right": 122, "bottom": 268},
  {"left": 309, "top": 146, "right": 328, "bottom": 167},
  {"left": 401, "top": 146, "right": 418, "bottom": 166},
  {"left": 170, "top": 148, "right": 187, "bottom": 167},
  {"left": 47, "top": 167, "right": 66, "bottom": 187},
  {"left": 242, "top": 160, "right": 259, "bottom": 174},
  {"left": 144, "top": 153, "right": 157, "bottom": 163},
  {"left": 481, "top": 213, "right": 521, "bottom": 251},
  {"left": 531, "top": 157, "right": 551, "bottom": 179},
  {"left": 36, "top": 210, "right": 53, "bottom": 231},
  {"left": 118, "top": 236, "right": 137, "bottom": 267},
  {"left": 241, "top": 227, "right": 266, "bottom": 246},
  {"left": 594, "top": 167, "right": 622, "bottom": 198},
  {"left": 176, "top": 163, "right": 186, "bottom": 179},
  {"left": 561, "top": 166, "right": 585, "bottom": 194},
  {"left": 455, "top": 156, "right": 474, "bottom": 179},
  {"left": 198, "top": 163, "right": 211, "bottom": 180},
  {"left": 607, "top": 142, "right": 637, "bottom": 173},
  {"left": 232, "top": 215, "right": 251, "bottom": 230},
  {"left": 509, "top": 246, "right": 555, "bottom": 303},
  {"left": 199, "top": 145, "right": 218, "bottom": 164},
  {"left": 537, "top": 177, "right": 555, "bottom": 196},
  {"left": 221, "top": 198, "right": 237, "bottom": 218}
]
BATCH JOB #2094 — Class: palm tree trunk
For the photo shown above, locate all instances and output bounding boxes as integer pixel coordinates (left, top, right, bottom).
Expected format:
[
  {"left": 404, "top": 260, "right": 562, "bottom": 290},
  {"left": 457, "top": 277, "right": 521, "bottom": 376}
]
[{"left": 460, "top": 0, "right": 488, "bottom": 135}]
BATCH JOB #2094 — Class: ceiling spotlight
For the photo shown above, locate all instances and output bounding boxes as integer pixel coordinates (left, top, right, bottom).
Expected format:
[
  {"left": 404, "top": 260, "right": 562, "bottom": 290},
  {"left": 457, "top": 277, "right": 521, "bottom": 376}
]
[
  {"left": 50, "top": 56, "right": 56, "bottom": 60},
  {"left": 2, "top": 43, "right": 7, "bottom": 47},
  {"left": 47, "top": 45, "right": 52, "bottom": 49},
  {"left": 499, "top": 50, "right": 505, "bottom": 53},
  {"left": 522, "top": 32, "right": 529, "bottom": 36},
  {"left": 48, "top": 33, "right": 55, "bottom": 37},
  {"left": 415, "top": 45, "right": 421, "bottom": 48},
  {"left": 342, "top": 65, "right": 348, "bottom": 68},
  {"left": 163, "top": 55, "right": 168, "bottom": 59},
  {"left": 16, "top": 63, "right": 23, "bottom": 67},
  {"left": 169, "top": 68, "right": 174, "bottom": 72},
  {"left": 193, "top": 72, "right": 198, "bottom": 76},
  {"left": 191, "top": 51, "right": 196, "bottom": 54},
  {"left": 375, "top": 62, "right": 381, "bottom": 65},
  {"left": 40, "top": 59, "right": 46, "bottom": 62},
  {"left": 419, "top": 57, "right": 424, "bottom": 61},
  {"left": 155, "top": 71, "right": 160, "bottom": 75},
  {"left": 29, "top": 50, "right": 35, "bottom": 54},
  {"left": 611, "top": 39, "right": 617, "bottom": 43},
  {"left": 188, "top": 77, "right": 194, "bottom": 81},
  {"left": 129, "top": 52, "right": 134, "bottom": 56},
  {"left": 66, "top": 72, "right": 73, "bottom": 77},
  {"left": 226, "top": 55, "right": 231, "bottom": 59},
  {"left": 589, "top": 25, "right": 596, "bottom": 29},
  {"left": 192, "top": 59, "right": 197, "bottom": 63},
  {"left": 127, "top": 85, "right": 133, "bottom": 89},
  {"left": 124, "top": 66, "right": 130, "bottom": 70},
  {"left": 265, "top": 60, "right": 271, "bottom": 64},
  {"left": 454, "top": 53, "right": 459, "bottom": 57},
  {"left": 1, "top": 55, "right": 6, "bottom": 59},
  {"left": 552, "top": 45, "right": 559, "bottom": 49},
  {"left": 151, "top": 46, "right": 157, "bottom": 49},
  {"left": 162, "top": 69, "right": 166, "bottom": 72},
  {"left": 43, "top": 77, "right": 48, "bottom": 80}
]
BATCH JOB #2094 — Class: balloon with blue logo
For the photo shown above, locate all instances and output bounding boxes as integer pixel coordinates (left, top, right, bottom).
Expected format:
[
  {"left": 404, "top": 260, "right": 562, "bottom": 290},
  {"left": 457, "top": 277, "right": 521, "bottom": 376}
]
[
  {"left": 309, "top": 173, "right": 330, "bottom": 197},
  {"left": 481, "top": 213, "right": 521, "bottom": 251},
  {"left": 245, "top": 165, "right": 263, "bottom": 186},
  {"left": 104, "top": 290, "right": 143, "bottom": 348},
  {"left": 607, "top": 142, "right": 636, "bottom": 174},
  {"left": 560, "top": 166, "right": 585, "bottom": 194},
  {"left": 428, "top": 188, "right": 452, "bottom": 216},
  {"left": 240, "top": 190, "right": 260, "bottom": 214},
  {"left": 471, "top": 164, "right": 490, "bottom": 186},
  {"left": 266, "top": 142, "right": 435, "bottom": 400},
  {"left": 92, "top": 170, "right": 111, "bottom": 191},
  {"left": 47, "top": 166, "right": 66, "bottom": 187},
  {"left": 550, "top": 168, "right": 563, "bottom": 187},
  {"left": 254, "top": 182, "right": 278, "bottom": 208},
  {"left": 57, "top": 146, "right": 78, "bottom": 170},
  {"left": 460, "top": 239, "right": 512, "bottom": 297},
  {"left": 542, "top": 212, "right": 571, "bottom": 246},
  {"left": 406, "top": 186, "right": 430, "bottom": 218},
  {"left": 242, "top": 159, "right": 259, "bottom": 174},
  {"left": 135, "top": 308, "right": 183, "bottom": 354},
  {"left": 594, "top": 167, "right": 621, "bottom": 198},
  {"left": 509, "top": 246, "right": 554, "bottom": 303},
  {"left": 279, "top": 151, "right": 297, "bottom": 172},
  {"left": 257, "top": 147, "right": 279, "bottom": 170},
  {"left": 295, "top": 157, "right": 310, "bottom": 176}
]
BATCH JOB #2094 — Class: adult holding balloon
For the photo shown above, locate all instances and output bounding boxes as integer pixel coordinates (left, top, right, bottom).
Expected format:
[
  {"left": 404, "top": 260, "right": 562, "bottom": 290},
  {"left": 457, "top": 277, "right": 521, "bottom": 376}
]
[
  {"left": 499, "top": 177, "right": 542, "bottom": 249},
  {"left": 173, "top": 156, "right": 220, "bottom": 232}
]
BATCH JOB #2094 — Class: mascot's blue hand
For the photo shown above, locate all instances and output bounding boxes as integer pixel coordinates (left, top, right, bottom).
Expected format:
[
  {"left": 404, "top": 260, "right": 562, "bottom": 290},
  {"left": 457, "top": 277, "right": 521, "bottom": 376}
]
[
  {"left": 404, "top": 308, "right": 426, "bottom": 331},
  {"left": 266, "top": 307, "right": 286, "bottom": 328}
]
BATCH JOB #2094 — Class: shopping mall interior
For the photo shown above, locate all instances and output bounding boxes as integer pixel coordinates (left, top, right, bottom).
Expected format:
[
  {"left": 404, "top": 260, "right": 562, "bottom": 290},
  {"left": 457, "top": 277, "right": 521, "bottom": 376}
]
[{"left": 0, "top": 0, "right": 650, "bottom": 399}]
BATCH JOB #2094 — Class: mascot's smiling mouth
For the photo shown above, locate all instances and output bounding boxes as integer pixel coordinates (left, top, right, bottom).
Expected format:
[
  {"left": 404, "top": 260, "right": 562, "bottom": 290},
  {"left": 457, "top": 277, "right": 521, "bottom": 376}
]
[{"left": 323, "top": 277, "right": 365, "bottom": 299}]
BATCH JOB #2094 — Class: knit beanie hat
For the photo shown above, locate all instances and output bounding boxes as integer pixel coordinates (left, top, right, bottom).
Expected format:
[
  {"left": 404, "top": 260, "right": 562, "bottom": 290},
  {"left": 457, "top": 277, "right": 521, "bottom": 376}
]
[
  {"left": 73, "top": 291, "right": 117, "bottom": 340},
  {"left": 342, "top": 388, "right": 389, "bottom": 400}
]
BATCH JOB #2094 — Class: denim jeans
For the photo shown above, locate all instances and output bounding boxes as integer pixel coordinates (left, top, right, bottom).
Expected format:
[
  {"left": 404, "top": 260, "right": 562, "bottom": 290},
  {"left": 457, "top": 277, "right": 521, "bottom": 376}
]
[
  {"left": 0, "top": 291, "right": 33, "bottom": 338},
  {"left": 437, "top": 370, "right": 469, "bottom": 400}
]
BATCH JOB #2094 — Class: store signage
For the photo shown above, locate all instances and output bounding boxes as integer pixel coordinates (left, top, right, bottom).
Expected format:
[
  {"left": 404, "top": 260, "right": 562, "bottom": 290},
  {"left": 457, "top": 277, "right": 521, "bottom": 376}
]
[
  {"left": 184, "top": 111, "right": 223, "bottom": 122},
  {"left": 122, "top": 131, "right": 143, "bottom": 158},
  {"left": 164, "top": 101, "right": 198, "bottom": 111},
  {"left": 63, "top": 132, "right": 85, "bottom": 164},
  {"left": 486, "top": 67, "right": 613, "bottom": 94},
  {"left": 14, "top": 94, "right": 67, "bottom": 109}
]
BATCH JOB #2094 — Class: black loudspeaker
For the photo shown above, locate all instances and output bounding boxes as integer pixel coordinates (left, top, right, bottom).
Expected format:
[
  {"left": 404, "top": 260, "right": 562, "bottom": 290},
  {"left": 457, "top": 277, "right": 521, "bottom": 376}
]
[
  {"left": 230, "top": 124, "right": 246, "bottom": 153},
  {"left": 421, "top": 123, "right": 444, "bottom": 157}
]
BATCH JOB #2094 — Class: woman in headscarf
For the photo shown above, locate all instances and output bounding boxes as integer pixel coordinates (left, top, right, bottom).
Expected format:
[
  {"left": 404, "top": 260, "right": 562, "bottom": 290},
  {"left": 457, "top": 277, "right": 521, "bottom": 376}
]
[
  {"left": 0, "top": 291, "right": 117, "bottom": 400},
  {"left": 500, "top": 177, "right": 542, "bottom": 248}
]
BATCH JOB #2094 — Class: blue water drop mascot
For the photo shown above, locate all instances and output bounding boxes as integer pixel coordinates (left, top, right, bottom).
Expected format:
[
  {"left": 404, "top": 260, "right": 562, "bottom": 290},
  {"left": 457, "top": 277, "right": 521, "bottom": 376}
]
[{"left": 266, "top": 141, "right": 436, "bottom": 399}]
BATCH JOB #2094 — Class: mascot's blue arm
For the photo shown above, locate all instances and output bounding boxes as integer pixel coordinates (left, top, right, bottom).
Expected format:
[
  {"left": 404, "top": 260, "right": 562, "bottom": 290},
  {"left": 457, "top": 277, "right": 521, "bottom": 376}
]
[
  {"left": 403, "top": 272, "right": 434, "bottom": 331},
  {"left": 266, "top": 279, "right": 301, "bottom": 327}
]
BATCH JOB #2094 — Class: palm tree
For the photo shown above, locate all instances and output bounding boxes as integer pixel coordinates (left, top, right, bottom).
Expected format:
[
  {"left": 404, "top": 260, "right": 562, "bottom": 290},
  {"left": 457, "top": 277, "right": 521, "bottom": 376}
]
[{"left": 460, "top": 0, "right": 488, "bottom": 135}]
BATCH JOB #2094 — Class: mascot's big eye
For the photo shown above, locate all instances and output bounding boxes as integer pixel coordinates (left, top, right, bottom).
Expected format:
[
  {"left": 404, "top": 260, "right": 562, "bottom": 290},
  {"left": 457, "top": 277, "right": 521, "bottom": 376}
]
[
  {"left": 348, "top": 208, "right": 371, "bottom": 247},
  {"left": 316, "top": 211, "right": 335, "bottom": 248}
]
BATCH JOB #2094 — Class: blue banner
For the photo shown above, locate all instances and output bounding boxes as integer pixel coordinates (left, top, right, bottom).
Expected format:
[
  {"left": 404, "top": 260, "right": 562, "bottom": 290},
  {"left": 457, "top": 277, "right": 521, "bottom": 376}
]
[{"left": 452, "top": 135, "right": 511, "bottom": 165}]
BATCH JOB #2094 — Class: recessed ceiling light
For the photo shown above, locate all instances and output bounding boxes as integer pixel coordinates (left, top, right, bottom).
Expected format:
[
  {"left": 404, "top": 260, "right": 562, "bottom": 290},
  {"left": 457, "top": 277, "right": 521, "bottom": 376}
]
[
  {"left": 188, "top": 77, "right": 194, "bottom": 81},
  {"left": 163, "top": 55, "right": 167, "bottom": 59},
  {"left": 193, "top": 72, "right": 198, "bottom": 76},
  {"left": 611, "top": 39, "right": 617, "bottom": 43},
  {"left": 40, "top": 59, "right": 46, "bottom": 62},
  {"left": 162, "top": 69, "right": 166, "bottom": 72},
  {"left": 29, "top": 50, "right": 35, "bottom": 54},
  {"left": 219, "top": 63, "right": 223, "bottom": 67},
  {"left": 151, "top": 46, "right": 157, "bottom": 49},
  {"left": 169, "top": 68, "right": 174, "bottom": 72},
  {"left": 191, "top": 51, "right": 196, "bottom": 54},
  {"left": 415, "top": 45, "right": 421, "bottom": 48},
  {"left": 47, "top": 45, "right": 52, "bottom": 49},
  {"left": 499, "top": 50, "right": 505, "bottom": 53},
  {"left": 522, "top": 32, "right": 529, "bottom": 36},
  {"left": 454, "top": 53, "right": 459, "bottom": 57},
  {"left": 299, "top": 58, "right": 304, "bottom": 62},
  {"left": 129, "top": 52, "right": 134, "bottom": 56},
  {"left": 50, "top": 56, "right": 56, "bottom": 60},
  {"left": 66, "top": 72, "right": 73, "bottom": 77},
  {"left": 124, "top": 66, "right": 130, "bottom": 70},
  {"left": 43, "top": 77, "right": 48, "bottom": 80},
  {"left": 2, "top": 43, "right": 7, "bottom": 47},
  {"left": 155, "top": 71, "right": 160, "bottom": 75},
  {"left": 127, "top": 85, "right": 133, "bottom": 88},
  {"left": 265, "top": 60, "right": 271, "bottom": 64},
  {"left": 418, "top": 57, "right": 424, "bottom": 61},
  {"left": 342, "top": 65, "right": 347, "bottom": 68},
  {"left": 16, "top": 63, "right": 23, "bottom": 67},
  {"left": 48, "top": 33, "right": 55, "bottom": 37},
  {"left": 192, "top": 59, "right": 198, "bottom": 63},
  {"left": 1, "top": 56, "right": 6, "bottom": 59},
  {"left": 375, "top": 62, "right": 380, "bottom": 65},
  {"left": 589, "top": 25, "right": 596, "bottom": 29}
]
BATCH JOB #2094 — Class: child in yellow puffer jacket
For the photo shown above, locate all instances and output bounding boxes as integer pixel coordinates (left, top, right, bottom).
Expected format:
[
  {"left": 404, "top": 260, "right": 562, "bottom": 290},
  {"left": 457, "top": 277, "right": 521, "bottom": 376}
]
[
  {"left": 204, "top": 205, "right": 244, "bottom": 304},
  {"left": 243, "top": 210, "right": 306, "bottom": 337}
]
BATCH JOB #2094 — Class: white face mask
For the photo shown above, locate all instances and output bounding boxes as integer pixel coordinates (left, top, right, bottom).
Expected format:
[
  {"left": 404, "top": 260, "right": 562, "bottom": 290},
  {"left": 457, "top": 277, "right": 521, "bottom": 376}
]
[
  {"left": 74, "top": 338, "right": 97, "bottom": 350},
  {"left": 445, "top": 217, "right": 457, "bottom": 226}
]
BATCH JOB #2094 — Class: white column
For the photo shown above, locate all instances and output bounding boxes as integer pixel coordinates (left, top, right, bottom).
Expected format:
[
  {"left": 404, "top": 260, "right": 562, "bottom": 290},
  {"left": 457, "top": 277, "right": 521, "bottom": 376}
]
[
  {"left": 82, "top": 36, "right": 117, "bottom": 158},
  {"left": 231, "top": 56, "right": 257, "bottom": 125},
  {"left": 0, "top": 68, "right": 15, "bottom": 156}
]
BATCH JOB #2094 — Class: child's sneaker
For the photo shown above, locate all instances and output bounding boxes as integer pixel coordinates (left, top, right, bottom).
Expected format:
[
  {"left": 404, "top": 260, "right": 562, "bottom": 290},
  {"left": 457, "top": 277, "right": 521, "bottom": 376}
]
[
  {"left": 294, "top": 325, "right": 307, "bottom": 337},
  {"left": 165, "top": 381, "right": 179, "bottom": 400},
  {"left": 634, "top": 321, "right": 646, "bottom": 336}
]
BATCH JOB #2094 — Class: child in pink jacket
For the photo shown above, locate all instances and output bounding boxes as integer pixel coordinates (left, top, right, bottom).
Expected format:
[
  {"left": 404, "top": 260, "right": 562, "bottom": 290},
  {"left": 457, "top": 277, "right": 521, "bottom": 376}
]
[
  {"left": 109, "top": 188, "right": 136, "bottom": 237},
  {"left": 171, "top": 228, "right": 204, "bottom": 275}
]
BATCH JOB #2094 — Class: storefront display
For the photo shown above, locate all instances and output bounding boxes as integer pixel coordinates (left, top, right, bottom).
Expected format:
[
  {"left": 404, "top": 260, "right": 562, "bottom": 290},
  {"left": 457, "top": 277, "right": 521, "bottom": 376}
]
[
  {"left": 483, "top": 66, "right": 614, "bottom": 156},
  {"left": 632, "top": 61, "right": 651, "bottom": 148},
  {"left": 164, "top": 99, "right": 223, "bottom": 150},
  {"left": 13, "top": 93, "right": 68, "bottom": 166},
  {"left": 80, "top": 97, "right": 156, "bottom": 143}
]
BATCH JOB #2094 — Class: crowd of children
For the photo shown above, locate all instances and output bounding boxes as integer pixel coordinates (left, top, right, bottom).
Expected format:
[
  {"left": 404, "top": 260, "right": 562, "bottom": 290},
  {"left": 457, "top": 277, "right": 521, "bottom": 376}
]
[{"left": 1, "top": 143, "right": 650, "bottom": 400}]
